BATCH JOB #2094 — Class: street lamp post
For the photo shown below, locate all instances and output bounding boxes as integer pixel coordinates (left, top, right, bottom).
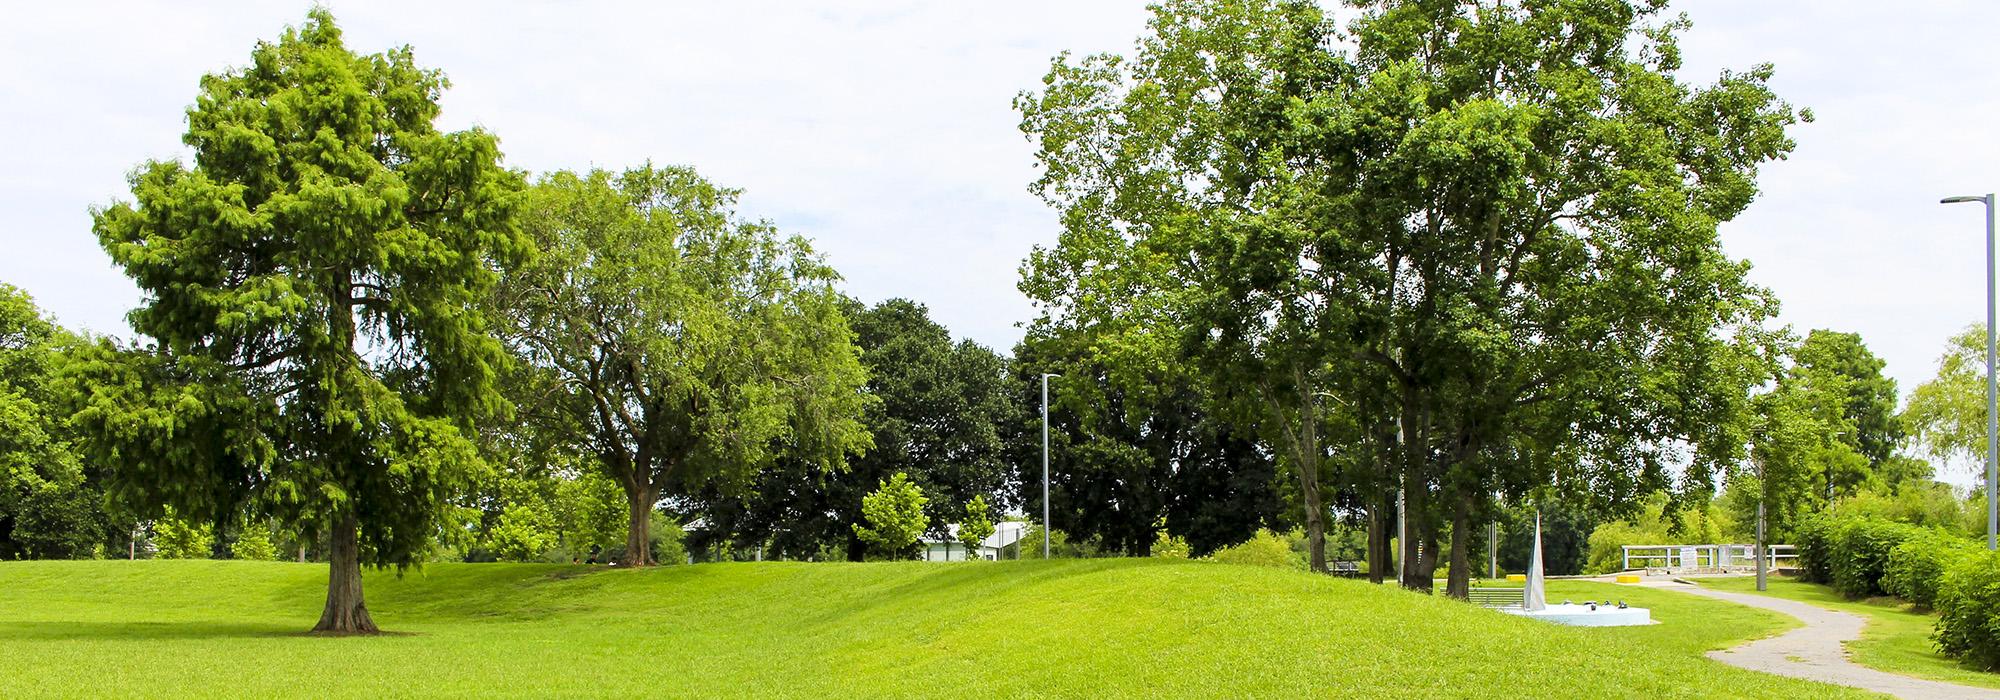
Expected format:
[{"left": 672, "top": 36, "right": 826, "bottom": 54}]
[
  {"left": 1042, "top": 373, "right": 1060, "bottom": 559},
  {"left": 1943, "top": 194, "right": 1998, "bottom": 550}
]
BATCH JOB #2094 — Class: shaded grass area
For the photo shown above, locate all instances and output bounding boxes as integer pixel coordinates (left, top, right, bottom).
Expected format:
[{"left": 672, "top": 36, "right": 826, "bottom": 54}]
[
  {"left": 1701, "top": 576, "right": 2000, "bottom": 690},
  {"left": 0, "top": 559, "right": 1879, "bottom": 698}
]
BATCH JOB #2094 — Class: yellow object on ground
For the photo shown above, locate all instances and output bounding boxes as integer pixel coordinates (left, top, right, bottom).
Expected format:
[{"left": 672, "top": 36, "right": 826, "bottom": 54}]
[
  {"left": 1506, "top": 574, "right": 1526, "bottom": 582},
  {"left": 1616, "top": 575, "right": 1641, "bottom": 584}
]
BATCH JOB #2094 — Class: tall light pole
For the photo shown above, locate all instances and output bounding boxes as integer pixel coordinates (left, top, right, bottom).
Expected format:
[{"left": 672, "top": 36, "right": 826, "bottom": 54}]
[
  {"left": 1943, "top": 194, "right": 1998, "bottom": 550},
  {"left": 1042, "top": 373, "right": 1060, "bottom": 559}
]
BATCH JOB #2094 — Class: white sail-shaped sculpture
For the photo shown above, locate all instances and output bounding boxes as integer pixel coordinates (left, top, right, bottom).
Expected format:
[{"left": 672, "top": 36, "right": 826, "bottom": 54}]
[{"left": 1524, "top": 511, "right": 1547, "bottom": 611}]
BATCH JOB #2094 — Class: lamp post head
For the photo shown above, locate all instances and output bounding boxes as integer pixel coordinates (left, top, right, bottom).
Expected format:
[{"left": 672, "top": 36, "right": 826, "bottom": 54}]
[{"left": 1942, "top": 195, "right": 1992, "bottom": 205}]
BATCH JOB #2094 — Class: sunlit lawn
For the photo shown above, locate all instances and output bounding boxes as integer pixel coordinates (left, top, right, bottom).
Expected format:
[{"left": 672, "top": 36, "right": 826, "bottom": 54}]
[{"left": 0, "top": 559, "right": 1879, "bottom": 698}]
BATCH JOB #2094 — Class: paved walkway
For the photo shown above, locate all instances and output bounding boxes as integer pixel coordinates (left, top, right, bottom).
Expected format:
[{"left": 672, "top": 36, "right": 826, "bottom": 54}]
[{"left": 1667, "top": 582, "right": 2000, "bottom": 699}]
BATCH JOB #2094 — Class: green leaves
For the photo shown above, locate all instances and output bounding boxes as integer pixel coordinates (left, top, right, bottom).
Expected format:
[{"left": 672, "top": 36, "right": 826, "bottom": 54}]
[
  {"left": 493, "top": 165, "right": 873, "bottom": 563},
  {"left": 854, "top": 472, "right": 928, "bottom": 558},
  {"left": 79, "top": 9, "right": 524, "bottom": 581},
  {"left": 1017, "top": 0, "right": 1804, "bottom": 582}
]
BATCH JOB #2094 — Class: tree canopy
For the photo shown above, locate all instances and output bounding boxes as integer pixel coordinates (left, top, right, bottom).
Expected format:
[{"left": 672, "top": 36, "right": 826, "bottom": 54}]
[
  {"left": 1016, "top": 0, "right": 1802, "bottom": 596},
  {"left": 492, "top": 165, "right": 872, "bottom": 566},
  {"left": 67, "top": 8, "right": 526, "bottom": 633}
]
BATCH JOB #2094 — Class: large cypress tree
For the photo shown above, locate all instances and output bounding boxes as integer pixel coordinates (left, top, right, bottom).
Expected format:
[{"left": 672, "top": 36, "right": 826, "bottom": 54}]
[{"left": 69, "top": 10, "right": 525, "bottom": 633}]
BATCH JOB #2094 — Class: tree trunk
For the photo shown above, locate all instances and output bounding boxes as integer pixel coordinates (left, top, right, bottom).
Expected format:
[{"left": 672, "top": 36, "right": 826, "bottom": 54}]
[
  {"left": 1445, "top": 492, "right": 1473, "bottom": 600},
  {"left": 1368, "top": 500, "right": 1384, "bottom": 584},
  {"left": 1398, "top": 467, "right": 1430, "bottom": 591},
  {"left": 313, "top": 513, "right": 377, "bottom": 634},
  {"left": 624, "top": 486, "right": 656, "bottom": 567},
  {"left": 1300, "top": 465, "right": 1328, "bottom": 574}
]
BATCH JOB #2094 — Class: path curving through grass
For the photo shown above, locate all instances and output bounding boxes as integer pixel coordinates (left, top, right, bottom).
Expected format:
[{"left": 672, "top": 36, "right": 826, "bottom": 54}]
[{"left": 1678, "top": 582, "right": 2000, "bottom": 699}]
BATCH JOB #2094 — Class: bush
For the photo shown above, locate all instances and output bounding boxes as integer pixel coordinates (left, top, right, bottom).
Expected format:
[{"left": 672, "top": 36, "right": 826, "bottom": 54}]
[
  {"left": 1829, "top": 517, "right": 1919, "bottom": 599},
  {"left": 1882, "top": 528, "right": 1977, "bottom": 609},
  {"left": 230, "top": 521, "right": 278, "bottom": 561},
  {"left": 152, "top": 511, "right": 214, "bottom": 560},
  {"left": 1936, "top": 550, "right": 2000, "bottom": 670},
  {"left": 1207, "top": 529, "right": 1304, "bottom": 570},
  {"left": 1793, "top": 514, "right": 1836, "bottom": 584}
]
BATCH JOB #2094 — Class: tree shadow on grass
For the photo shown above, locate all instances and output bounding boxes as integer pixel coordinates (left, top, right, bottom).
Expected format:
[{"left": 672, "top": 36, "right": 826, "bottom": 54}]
[{"left": 0, "top": 620, "right": 314, "bottom": 641}]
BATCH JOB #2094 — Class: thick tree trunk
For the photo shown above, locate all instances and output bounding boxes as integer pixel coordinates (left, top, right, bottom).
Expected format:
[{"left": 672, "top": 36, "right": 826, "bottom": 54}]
[
  {"left": 1398, "top": 471, "right": 1431, "bottom": 591},
  {"left": 624, "top": 486, "right": 657, "bottom": 566},
  {"left": 1445, "top": 492, "right": 1473, "bottom": 600},
  {"left": 846, "top": 531, "right": 867, "bottom": 562},
  {"left": 313, "top": 514, "right": 377, "bottom": 634}
]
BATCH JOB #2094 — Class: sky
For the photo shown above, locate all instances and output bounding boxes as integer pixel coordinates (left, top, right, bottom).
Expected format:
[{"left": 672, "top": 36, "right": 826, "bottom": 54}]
[{"left": 3, "top": 1, "right": 1997, "bottom": 470}]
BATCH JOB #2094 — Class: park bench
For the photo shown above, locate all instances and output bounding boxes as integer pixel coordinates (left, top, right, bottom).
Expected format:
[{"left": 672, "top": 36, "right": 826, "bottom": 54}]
[
  {"left": 1467, "top": 586, "right": 1525, "bottom": 609},
  {"left": 1330, "top": 560, "right": 1362, "bottom": 577}
]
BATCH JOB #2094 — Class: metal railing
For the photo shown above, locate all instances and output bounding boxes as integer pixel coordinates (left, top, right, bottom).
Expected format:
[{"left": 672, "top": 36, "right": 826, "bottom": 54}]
[{"left": 1620, "top": 544, "right": 1796, "bottom": 571}]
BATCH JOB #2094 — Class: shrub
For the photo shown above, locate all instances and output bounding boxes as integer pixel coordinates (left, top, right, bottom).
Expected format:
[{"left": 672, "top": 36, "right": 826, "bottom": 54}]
[
  {"left": 1830, "top": 517, "right": 1919, "bottom": 599},
  {"left": 230, "top": 522, "right": 279, "bottom": 561},
  {"left": 1793, "top": 514, "right": 1835, "bottom": 584},
  {"left": 152, "top": 510, "right": 214, "bottom": 559},
  {"left": 854, "top": 472, "right": 928, "bottom": 559},
  {"left": 1882, "top": 528, "right": 1977, "bottom": 609},
  {"left": 1936, "top": 550, "right": 2000, "bottom": 670},
  {"left": 1207, "top": 529, "right": 1304, "bottom": 570}
]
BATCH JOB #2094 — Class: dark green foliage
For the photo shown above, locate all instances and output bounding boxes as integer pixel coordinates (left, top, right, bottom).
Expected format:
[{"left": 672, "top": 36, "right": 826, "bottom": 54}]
[
  {"left": 1794, "top": 514, "right": 1836, "bottom": 584},
  {"left": 680, "top": 299, "right": 1013, "bottom": 562},
  {"left": 1882, "top": 528, "right": 1976, "bottom": 609},
  {"left": 1936, "top": 550, "right": 2000, "bottom": 670},
  {"left": 1501, "top": 505, "right": 1596, "bottom": 577},
  {"left": 1829, "top": 517, "right": 1919, "bottom": 599},
  {"left": 1010, "top": 337, "right": 1281, "bottom": 558}
]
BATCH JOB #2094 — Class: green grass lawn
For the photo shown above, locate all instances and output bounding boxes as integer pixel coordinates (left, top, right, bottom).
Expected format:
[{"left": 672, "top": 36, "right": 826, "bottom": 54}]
[
  {"left": 1699, "top": 576, "right": 2000, "bottom": 690},
  {"left": 0, "top": 559, "right": 1879, "bottom": 698}
]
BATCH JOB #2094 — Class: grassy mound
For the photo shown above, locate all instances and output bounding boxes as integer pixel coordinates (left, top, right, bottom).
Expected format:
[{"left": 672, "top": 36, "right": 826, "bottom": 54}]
[{"left": 0, "top": 559, "right": 1873, "bottom": 698}]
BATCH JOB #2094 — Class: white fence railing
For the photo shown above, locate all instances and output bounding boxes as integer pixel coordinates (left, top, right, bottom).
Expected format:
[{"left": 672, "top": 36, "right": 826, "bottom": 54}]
[{"left": 1621, "top": 544, "right": 1796, "bottom": 571}]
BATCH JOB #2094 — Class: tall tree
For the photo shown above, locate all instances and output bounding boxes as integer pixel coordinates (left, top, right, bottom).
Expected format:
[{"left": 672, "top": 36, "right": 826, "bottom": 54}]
[
  {"left": 1793, "top": 330, "right": 1903, "bottom": 473},
  {"left": 492, "top": 167, "right": 872, "bottom": 566},
  {"left": 1016, "top": 0, "right": 1799, "bottom": 596},
  {"left": 68, "top": 10, "right": 524, "bottom": 633}
]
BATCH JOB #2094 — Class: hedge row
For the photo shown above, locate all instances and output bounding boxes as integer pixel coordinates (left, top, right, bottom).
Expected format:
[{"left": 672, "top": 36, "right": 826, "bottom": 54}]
[
  {"left": 1794, "top": 514, "right": 1921, "bottom": 598},
  {"left": 1884, "top": 528, "right": 1977, "bottom": 609},
  {"left": 1796, "top": 512, "right": 2000, "bottom": 669}
]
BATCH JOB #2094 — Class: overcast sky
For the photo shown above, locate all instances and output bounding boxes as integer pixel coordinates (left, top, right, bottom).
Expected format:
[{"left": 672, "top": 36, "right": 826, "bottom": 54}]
[{"left": 4, "top": 1, "right": 1997, "bottom": 470}]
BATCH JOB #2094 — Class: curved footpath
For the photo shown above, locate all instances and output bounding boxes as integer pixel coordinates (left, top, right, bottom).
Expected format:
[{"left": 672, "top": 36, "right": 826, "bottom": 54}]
[{"left": 1664, "top": 582, "right": 2000, "bottom": 699}]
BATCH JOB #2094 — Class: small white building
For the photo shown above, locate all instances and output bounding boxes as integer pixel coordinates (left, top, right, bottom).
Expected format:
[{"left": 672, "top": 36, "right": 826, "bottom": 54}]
[{"left": 919, "top": 521, "right": 1030, "bottom": 561}]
